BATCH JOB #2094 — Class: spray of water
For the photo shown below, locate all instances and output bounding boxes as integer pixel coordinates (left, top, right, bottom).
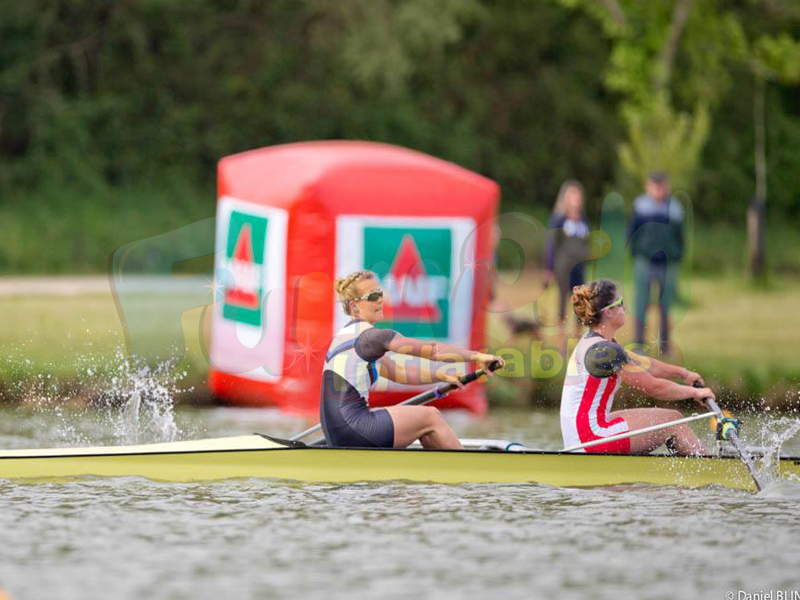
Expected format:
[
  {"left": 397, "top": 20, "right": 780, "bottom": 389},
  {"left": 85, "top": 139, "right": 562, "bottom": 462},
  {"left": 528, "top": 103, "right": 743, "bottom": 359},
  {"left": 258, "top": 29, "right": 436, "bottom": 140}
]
[
  {"left": 754, "top": 415, "right": 800, "bottom": 488},
  {"left": 13, "top": 347, "right": 186, "bottom": 447},
  {"left": 91, "top": 349, "right": 182, "bottom": 444}
]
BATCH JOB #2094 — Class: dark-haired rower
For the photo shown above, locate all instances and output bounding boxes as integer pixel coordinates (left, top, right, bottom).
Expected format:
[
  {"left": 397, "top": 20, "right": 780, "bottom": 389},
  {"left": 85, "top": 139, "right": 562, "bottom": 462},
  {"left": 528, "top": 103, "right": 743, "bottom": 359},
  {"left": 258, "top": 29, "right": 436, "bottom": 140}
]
[{"left": 560, "top": 278, "right": 711, "bottom": 455}]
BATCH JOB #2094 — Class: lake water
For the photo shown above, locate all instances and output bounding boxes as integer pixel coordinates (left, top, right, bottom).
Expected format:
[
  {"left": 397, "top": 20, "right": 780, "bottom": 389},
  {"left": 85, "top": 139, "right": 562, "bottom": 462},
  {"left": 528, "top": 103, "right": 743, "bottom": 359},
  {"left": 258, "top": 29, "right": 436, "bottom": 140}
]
[{"left": 1, "top": 404, "right": 799, "bottom": 600}]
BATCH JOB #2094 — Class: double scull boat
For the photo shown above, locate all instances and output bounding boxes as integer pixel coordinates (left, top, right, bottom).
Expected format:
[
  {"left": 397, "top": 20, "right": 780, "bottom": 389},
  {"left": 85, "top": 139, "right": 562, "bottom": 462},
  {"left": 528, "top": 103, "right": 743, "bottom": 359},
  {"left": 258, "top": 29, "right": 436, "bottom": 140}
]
[
  {"left": 1, "top": 433, "right": 798, "bottom": 491},
  {"left": 3, "top": 365, "right": 796, "bottom": 491}
]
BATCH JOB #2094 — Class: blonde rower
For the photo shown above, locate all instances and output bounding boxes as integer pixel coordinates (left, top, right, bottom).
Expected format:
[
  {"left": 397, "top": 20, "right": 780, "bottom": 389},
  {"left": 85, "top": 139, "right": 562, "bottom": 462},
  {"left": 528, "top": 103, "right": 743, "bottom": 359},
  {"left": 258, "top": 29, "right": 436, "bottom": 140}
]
[{"left": 321, "top": 270, "right": 504, "bottom": 449}]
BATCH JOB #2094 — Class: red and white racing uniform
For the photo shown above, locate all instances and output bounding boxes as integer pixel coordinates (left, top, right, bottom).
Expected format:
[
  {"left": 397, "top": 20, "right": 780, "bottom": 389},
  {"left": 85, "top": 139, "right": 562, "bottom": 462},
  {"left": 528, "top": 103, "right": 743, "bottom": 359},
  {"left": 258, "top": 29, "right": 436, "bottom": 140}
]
[{"left": 560, "top": 332, "right": 631, "bottom": 453}]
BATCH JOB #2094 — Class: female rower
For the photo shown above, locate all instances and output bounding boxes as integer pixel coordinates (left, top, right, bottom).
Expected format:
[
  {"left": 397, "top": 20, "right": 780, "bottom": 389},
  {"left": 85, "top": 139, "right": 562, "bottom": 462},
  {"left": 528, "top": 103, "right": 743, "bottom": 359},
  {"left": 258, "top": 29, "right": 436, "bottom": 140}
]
[
  {"left": 322, "top": 270, "right": 504, "bottom": 450},
  {"left": 560, "top": 278, "right": 711, "bottom": 455}
]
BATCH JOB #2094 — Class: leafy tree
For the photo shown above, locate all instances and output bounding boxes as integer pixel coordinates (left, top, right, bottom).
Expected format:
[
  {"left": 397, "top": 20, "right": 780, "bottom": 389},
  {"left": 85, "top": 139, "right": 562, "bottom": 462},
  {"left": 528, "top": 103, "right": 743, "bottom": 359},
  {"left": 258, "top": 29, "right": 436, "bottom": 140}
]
[
  {"left": 0, "top": 0, "right": 798, "bottom": 273},
  {"left": 551, "top": 0, "right": 800, "bottom": 276}
]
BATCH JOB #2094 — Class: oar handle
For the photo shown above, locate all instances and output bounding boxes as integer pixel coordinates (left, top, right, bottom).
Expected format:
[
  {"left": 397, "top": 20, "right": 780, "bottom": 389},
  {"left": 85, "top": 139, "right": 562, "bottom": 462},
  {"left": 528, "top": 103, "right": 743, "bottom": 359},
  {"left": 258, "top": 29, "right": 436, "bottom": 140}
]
[
  {"left": 693, "top": 381, "right": 734, "bottom": 433},
  {"left": 402, "top": 360, "right": 503, "bottom": 407},
  {"left": 462, "top": 360, "right": 503, "bottom": 385},
  {"left": 692, "top": 381, "right": 723, "bottom": 417}
]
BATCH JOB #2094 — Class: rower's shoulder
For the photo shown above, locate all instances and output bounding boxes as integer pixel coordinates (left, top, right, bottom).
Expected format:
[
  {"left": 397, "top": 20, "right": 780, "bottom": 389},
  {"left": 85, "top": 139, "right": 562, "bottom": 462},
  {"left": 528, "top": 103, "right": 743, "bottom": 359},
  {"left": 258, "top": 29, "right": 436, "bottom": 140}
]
[
  {"left": 354, "top": 326, "right": 399, "bottom": 361},
  {"left": 583, "top": 339, "right": 631, "bottom": 377}
]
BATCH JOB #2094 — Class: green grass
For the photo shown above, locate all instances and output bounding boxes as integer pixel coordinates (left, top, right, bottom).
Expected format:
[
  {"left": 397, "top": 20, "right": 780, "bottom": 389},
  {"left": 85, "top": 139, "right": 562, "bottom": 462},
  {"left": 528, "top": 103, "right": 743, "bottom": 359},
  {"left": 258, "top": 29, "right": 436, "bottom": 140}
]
[
  {"left": 1, "top": 272, "right": 798, "bottom": 409},
  {"left": 2, "top": 183, "right": 798, "bottom": 278},
  {"left": 0, "top": 290, "right": 211, "bottom": 403},
  {"left": 497, "top": 203, "right": 800, "bottom": 277},
  {"left": 485, "top": 272, "right": 800, "bottom": 409},
  {"left": 0, "top": 182, "right": 214, "bottom": 274}
]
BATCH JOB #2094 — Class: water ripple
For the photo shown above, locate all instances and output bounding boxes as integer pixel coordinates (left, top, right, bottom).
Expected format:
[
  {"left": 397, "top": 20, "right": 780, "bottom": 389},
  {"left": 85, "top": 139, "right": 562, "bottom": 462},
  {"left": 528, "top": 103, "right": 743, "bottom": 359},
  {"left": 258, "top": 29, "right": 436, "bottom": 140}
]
[{"left": 1, "top": 408, "right": 799, "bottom": 600}]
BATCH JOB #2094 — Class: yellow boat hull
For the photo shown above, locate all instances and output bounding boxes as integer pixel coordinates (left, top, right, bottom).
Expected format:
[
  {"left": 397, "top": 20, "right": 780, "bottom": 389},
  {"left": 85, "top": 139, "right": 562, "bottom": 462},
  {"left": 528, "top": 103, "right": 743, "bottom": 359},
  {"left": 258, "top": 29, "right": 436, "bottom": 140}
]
[{"left": 2, "top": 435, "right": 798, "bottom": 491}]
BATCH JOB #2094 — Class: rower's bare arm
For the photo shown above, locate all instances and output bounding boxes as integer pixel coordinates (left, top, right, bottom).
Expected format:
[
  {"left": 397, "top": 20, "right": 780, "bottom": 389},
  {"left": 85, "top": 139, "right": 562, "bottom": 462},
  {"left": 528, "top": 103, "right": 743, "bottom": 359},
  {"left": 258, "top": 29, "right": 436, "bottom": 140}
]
[
  {"left": 387, "top": 335, "right": 473, "bottom": 362},
  {"left": 646, "top": 357, "right": 702, "bottom": 385},
  {"left": 377, "top": 355, "right": 466, "bottom": 387},
  {"left": 646, "top": 358, "right": 684, "bottom": 379},
  {"left": 620, "top": 367, "right": 714, "bottom": 403},
  {"left": 385, "top": 336, "right": 503, "bottom": 373}
]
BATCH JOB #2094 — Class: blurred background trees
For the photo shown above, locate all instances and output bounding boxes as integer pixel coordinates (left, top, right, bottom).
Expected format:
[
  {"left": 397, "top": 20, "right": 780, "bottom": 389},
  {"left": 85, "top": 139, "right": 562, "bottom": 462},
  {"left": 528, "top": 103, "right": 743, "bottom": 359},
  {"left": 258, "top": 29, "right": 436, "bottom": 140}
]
[{"left": 0, "top": 0, "right": 798, "bottom": 274}]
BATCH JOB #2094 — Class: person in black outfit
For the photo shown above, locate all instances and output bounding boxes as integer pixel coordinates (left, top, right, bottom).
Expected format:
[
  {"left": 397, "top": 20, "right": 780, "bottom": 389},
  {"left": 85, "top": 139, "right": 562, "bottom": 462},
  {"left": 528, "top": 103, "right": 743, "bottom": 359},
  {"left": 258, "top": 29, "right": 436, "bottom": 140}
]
[{"left": 545, "top": 180, "right": 591, "bottom": 335}]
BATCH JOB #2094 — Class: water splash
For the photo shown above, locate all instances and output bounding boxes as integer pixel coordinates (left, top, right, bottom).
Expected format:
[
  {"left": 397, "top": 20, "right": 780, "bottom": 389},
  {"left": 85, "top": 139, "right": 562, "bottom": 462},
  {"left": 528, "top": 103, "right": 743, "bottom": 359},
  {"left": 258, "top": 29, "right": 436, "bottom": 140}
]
[
  {"left": 754, "top": 416, "right": 800, "bottom": 498},
  {"left": 92, "top": 350, "right": 181, "bottom": 445},
  {"left": 15, "top": 347, "right": 185, "bottom": 447},
  {"left": 123, "top": 390, "right": 142, "bottom": 443}
]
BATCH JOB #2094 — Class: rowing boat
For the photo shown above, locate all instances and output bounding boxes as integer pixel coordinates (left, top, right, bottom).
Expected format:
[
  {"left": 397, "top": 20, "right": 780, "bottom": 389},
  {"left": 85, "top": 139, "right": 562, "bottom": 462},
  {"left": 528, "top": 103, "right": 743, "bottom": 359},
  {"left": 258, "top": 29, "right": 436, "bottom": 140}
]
[
  {"left": 2, "top": 434, "right": 798, "bottom": 491},
  {"left": 3, "top": 366, "right": 794, "bottom": 491}
]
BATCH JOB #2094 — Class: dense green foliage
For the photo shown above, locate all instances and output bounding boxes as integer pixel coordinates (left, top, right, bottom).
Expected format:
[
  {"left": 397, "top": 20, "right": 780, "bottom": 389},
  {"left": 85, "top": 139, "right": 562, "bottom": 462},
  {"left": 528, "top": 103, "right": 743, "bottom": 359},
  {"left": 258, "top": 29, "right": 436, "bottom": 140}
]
[{"left": 0, "top": 0, "right": 798, "bottom": 273}]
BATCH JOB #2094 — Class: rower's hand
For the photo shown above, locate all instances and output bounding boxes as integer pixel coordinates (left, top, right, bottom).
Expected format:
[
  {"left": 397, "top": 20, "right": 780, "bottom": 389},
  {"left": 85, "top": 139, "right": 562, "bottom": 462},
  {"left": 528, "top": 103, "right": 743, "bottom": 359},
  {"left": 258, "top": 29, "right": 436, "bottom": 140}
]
[
  {"left": 475, "top": 353, "right": 505, "bottom": 378},
  {"left": 441, "top": 372, "right": 465, "bottom": 389},
  {"left": 692, "top": 386, "right": 715, "bottom": 407},
  {"left": 683, "top": 370, "right": 704, "bottom": 387}
]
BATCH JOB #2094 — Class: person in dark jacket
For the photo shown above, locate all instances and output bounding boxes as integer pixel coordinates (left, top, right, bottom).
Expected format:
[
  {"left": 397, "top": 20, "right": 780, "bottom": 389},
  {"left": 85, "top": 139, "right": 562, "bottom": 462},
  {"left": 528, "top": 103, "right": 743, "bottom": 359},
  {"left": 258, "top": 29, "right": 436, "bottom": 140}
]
[
  {"left": 545, "top": 180, "right": 591, "bottom": 334},
  {"left": 628, "top": 171, "right": 685, "bottom": 356}
]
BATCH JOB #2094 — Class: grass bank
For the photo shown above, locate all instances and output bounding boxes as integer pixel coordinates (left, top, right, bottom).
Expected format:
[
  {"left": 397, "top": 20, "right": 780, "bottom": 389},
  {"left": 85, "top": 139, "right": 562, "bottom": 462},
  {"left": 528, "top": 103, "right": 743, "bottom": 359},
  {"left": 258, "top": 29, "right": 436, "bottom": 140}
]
[
  {"left": 487, "top": 271, "right": 800, "bottom": 410},
  {"left": 1, "top": 184, "right": 799, "bottom": 277},
  {"left": 0, "top": 283, "right": 212, "bottom": 405},
  {"left": 498, "top": 204, "right": 800, "bottom": 277},
  {"left": 0, "top": 272, "right": 798, "bottom": 410},
  {"left": 0, "top": 183, "right": 214, "bottom": 274}
]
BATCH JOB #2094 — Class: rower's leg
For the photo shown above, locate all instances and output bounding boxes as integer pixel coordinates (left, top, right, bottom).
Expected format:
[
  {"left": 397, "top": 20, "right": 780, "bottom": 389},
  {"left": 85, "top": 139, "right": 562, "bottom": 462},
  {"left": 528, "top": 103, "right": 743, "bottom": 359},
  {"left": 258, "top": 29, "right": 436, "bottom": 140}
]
[
  {"left": 633, "top": 256, "right": 649, "bottom": 346},
  {"left": 384, "top": 405, "right": 463, "bottom": 450},
  {"left": 611, "top": 408, "right": 707, "bottom": 455}
]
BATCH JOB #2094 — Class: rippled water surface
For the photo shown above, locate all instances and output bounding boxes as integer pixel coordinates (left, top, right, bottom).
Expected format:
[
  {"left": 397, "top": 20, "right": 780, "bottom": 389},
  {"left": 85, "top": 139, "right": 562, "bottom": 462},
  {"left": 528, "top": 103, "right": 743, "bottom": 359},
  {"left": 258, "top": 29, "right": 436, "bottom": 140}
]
[{"left": 1, "top": 406, "right": 799, "bottom": 600}]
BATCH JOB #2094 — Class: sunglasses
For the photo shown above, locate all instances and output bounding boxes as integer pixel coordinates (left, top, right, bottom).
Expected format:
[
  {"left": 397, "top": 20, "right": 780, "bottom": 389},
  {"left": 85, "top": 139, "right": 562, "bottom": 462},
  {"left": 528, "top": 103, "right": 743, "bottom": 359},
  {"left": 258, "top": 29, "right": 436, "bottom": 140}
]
[
  {"left": 353, "top": 289, "right": 384, "bottom": 303},
  {"left": 601, "top": 296, "right": 624, "bottom": 311}
]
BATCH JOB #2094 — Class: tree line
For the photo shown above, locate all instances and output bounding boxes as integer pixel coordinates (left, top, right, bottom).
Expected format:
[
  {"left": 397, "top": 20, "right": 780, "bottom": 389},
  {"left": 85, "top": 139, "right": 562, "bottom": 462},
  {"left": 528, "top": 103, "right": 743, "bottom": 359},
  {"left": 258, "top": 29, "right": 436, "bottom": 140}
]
[{"left": 1, "top": 0, "right": 798, "bottom": 253}]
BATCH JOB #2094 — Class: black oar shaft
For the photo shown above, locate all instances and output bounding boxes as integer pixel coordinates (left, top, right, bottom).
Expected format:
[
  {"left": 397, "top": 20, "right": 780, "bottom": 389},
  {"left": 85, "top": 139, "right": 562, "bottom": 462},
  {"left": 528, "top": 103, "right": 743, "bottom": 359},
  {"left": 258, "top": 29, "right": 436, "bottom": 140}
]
[{"left": 397, "top": 362, "right": 498, "bottom": 407}]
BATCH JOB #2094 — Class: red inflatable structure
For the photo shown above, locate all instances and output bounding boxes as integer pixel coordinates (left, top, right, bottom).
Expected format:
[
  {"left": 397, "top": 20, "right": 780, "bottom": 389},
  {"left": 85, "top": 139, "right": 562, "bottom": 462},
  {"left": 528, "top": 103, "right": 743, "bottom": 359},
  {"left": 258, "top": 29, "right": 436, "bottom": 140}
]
[{"left": 208, "top": 141, "right": 500, "bottom": 416}]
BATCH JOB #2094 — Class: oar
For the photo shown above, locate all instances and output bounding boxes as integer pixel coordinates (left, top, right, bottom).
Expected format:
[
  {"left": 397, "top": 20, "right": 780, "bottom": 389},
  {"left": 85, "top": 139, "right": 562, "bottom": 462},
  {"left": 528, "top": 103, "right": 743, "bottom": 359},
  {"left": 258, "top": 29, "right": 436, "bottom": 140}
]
[
  {"left": 693, "top": 381, "right": 766, "bottom": 492},
  {"left": 289, "top": 360, "right": 503, "bottom": 443},
  {"left": 561, "top": 412, "right": 716, "bottom": 452}
]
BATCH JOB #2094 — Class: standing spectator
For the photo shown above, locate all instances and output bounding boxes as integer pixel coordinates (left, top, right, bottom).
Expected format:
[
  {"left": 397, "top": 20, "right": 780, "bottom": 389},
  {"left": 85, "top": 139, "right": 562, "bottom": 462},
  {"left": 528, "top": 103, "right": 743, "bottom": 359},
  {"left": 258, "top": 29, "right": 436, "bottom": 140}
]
[
  {"left": 629, "top": 171, "right": 685, "bottom": 356},
  {"left": 545, "top": 180, "right": 591, "bottom": 335}
]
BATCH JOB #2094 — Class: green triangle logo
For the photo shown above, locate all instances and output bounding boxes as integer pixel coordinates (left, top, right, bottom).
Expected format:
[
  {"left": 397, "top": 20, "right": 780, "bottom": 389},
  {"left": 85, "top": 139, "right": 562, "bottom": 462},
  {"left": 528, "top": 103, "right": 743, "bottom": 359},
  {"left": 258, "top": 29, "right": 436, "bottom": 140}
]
[
  {"left": 365, "top": 227, "right": 451, "bottom": 338},
  {"left": 223, "top": 210, "right": 267, "bottom": 326}
]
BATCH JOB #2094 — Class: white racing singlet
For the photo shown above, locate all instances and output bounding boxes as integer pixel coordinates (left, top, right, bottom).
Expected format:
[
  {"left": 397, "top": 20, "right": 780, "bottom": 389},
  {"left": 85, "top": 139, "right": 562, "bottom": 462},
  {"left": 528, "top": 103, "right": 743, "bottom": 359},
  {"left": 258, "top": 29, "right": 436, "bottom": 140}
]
[{"left": 560, "top": 332, "right": 631, "bottom": 453}]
